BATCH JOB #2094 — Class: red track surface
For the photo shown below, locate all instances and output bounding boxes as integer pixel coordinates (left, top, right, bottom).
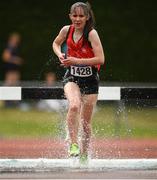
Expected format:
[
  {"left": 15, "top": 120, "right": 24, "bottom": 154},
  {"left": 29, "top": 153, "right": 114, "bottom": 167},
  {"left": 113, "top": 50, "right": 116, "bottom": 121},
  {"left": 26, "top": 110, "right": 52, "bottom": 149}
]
[{"left": 0, "top": 138, "right": 157, "bottom": 159}]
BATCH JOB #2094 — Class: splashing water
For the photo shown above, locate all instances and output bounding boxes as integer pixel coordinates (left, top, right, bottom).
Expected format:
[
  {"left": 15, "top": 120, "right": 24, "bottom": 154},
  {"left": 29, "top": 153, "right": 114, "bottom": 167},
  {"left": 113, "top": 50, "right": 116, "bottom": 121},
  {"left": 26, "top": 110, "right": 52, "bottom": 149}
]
[{"left": 37, "top": 55, "right": 55, "bottom": 81}]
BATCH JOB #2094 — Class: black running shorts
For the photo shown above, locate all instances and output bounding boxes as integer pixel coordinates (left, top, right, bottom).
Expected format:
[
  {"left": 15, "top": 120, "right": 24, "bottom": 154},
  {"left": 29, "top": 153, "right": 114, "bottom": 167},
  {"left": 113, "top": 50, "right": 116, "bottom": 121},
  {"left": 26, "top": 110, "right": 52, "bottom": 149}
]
[{"left": 63, "top": 67, "right": 99, "bottom": 95}]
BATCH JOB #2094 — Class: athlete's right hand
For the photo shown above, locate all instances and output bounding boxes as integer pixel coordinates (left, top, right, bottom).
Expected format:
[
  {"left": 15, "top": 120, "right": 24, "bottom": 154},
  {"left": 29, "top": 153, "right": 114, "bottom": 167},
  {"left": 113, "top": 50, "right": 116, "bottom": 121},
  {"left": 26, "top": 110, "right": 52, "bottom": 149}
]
[
  {"left": 58, "top": 53, "right": 65, "bottom": 62},
  {"left": 58, "top": 53, "right": 69, "bottom": 67}
]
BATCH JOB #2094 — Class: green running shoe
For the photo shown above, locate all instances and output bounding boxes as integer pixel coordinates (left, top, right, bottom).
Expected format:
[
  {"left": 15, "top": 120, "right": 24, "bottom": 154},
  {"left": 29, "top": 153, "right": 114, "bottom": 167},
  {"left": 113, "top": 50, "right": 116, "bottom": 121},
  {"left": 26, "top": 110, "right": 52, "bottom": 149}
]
[
  {"left": 69, "top": 143, "right": 80, "bottom": 157},
  {"left": 80, "top": 154, "right": 88, "bottom": 164}
]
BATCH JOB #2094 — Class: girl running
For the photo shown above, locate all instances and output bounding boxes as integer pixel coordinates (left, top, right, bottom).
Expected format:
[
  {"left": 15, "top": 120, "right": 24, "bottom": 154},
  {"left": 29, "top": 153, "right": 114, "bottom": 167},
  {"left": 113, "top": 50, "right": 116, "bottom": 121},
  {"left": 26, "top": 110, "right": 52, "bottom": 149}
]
[{"left": 53, "top": 2, "right": 105, "bottom": 163}]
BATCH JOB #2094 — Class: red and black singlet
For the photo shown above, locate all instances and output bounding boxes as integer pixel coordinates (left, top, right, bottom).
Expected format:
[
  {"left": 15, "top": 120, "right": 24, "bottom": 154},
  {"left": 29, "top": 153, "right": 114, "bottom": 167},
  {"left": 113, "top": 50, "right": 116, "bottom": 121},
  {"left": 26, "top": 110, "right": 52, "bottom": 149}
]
[{"left": 66, "top": 25, "right": 94, "bottom": 58}]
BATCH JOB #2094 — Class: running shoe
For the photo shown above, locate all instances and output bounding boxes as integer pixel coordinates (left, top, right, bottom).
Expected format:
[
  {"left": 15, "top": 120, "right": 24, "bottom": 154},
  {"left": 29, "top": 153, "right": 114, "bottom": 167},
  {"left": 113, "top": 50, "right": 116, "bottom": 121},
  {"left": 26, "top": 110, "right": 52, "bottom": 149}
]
[
  {"left": 69, "top": 143, "right": 80, "bottom": 157},
  {"left": 79, "top": 153, "right": 88, "bottom": 164}
]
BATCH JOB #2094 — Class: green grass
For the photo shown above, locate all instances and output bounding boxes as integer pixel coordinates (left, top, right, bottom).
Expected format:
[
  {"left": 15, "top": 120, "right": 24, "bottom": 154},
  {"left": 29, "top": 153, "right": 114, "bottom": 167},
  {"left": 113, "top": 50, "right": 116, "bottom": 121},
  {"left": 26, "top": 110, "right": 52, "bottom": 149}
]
[
  {"left": 0, "top": 108, "right": 60, "bottom": 137},
  {"left": 0, "top": 105, "right": 157, "bottom": 138},
  {"left": 92, "top": 105, "right": 157, "bottom": 138}
]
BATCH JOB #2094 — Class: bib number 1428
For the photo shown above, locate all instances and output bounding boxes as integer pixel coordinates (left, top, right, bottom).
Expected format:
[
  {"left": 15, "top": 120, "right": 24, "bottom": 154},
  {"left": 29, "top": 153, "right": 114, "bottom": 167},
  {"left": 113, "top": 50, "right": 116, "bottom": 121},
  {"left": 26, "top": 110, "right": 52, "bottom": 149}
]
[{"left": 70, "top": 66, "right": 93, "bottom": 77}]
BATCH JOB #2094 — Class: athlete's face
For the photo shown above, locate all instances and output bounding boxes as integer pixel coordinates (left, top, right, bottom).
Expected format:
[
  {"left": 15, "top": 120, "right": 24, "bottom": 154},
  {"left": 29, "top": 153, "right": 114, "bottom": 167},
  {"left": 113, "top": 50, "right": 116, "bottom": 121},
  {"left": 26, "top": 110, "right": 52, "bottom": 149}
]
[{"left": 69, "top": 7, "right": 89, "bottom": 30}]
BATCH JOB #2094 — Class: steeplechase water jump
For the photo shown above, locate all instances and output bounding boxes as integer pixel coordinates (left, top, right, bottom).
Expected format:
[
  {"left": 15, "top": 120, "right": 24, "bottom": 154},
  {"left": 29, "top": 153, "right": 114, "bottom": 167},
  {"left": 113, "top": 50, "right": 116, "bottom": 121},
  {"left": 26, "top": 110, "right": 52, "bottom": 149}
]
[{"left": 0, "top": 1, "right": 157, "bottom": 179}]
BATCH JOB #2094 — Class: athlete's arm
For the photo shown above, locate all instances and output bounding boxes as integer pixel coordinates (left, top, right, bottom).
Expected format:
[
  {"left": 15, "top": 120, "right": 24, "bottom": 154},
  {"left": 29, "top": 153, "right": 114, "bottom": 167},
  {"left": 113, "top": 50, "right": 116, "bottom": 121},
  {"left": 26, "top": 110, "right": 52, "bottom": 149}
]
[
  {"left": 88, "top": 29, "right": 105, "bottom": 65},
  {"left": 52, "top": 25, "right": 70, "bottom": 61},
  {"left": 62, "top": 29, "right": 105, "bottom": 66}
]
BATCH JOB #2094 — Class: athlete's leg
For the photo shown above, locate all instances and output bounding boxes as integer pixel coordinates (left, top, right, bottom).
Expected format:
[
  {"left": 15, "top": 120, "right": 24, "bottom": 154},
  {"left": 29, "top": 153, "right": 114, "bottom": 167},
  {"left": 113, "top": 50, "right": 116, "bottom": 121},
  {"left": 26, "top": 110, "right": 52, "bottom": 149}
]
[
  {"left": 80, "top": 94, "right": 98, "bottom": 155},
  {"left": 64, "top": 82, "right": 82, "bottom": 144}
]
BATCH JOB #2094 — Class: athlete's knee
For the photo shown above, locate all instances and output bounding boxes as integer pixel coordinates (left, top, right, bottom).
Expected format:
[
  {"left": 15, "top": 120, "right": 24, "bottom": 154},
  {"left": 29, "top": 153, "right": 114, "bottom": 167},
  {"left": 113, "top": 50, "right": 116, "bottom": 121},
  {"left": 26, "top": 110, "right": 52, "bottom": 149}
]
[{"left": 69, "top": 102, "right": 81, "bottom": 113}]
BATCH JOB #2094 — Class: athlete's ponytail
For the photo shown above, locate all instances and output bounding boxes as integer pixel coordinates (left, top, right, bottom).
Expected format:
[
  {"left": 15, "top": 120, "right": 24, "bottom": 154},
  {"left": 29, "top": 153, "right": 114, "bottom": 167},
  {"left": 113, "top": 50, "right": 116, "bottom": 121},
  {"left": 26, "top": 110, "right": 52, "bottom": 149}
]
[{"left": 85, "top": 2, "right": 95, "bottom": 31}]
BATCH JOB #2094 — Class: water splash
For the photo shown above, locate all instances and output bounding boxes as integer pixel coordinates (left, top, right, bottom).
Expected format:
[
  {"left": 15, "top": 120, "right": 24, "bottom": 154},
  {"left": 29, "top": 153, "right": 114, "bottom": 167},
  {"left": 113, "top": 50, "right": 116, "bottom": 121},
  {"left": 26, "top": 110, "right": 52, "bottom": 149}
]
[{"left": 37, "top": 55, "right": 59, "bottom": 82}]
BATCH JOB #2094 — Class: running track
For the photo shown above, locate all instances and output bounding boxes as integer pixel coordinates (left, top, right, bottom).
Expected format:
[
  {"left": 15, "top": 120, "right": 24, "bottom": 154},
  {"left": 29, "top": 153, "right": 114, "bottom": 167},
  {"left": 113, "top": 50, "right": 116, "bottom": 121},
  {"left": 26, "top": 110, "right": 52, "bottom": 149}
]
[
  {"left": 0, "top": 138, "right": 157, "bottom": 158},
  {"left": 0, "top": 138, "right": 157, "bottom": 179}
]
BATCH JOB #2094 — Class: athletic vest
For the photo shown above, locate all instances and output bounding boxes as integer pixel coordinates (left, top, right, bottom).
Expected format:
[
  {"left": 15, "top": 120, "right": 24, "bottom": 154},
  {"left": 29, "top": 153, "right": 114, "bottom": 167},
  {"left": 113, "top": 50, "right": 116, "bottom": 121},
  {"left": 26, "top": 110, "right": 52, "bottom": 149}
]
[{"left": 65, "top": 25, "right": 100, "bottom": 70}]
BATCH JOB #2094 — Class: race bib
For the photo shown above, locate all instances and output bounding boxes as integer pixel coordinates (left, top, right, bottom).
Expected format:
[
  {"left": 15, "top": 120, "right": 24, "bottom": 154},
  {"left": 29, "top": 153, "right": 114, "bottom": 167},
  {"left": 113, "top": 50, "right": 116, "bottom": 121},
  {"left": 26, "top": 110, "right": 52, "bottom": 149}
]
[{"left": 70, "top": 66, "right": 93, "bottom": 77}]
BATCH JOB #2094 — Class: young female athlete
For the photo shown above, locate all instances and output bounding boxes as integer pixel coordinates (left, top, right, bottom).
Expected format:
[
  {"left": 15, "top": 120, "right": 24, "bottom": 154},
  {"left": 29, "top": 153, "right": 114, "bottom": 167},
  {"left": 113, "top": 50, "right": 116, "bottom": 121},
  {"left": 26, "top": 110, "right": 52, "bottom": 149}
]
[{"left": 53, "top": 2, "right": 104, "bottom": 162}]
